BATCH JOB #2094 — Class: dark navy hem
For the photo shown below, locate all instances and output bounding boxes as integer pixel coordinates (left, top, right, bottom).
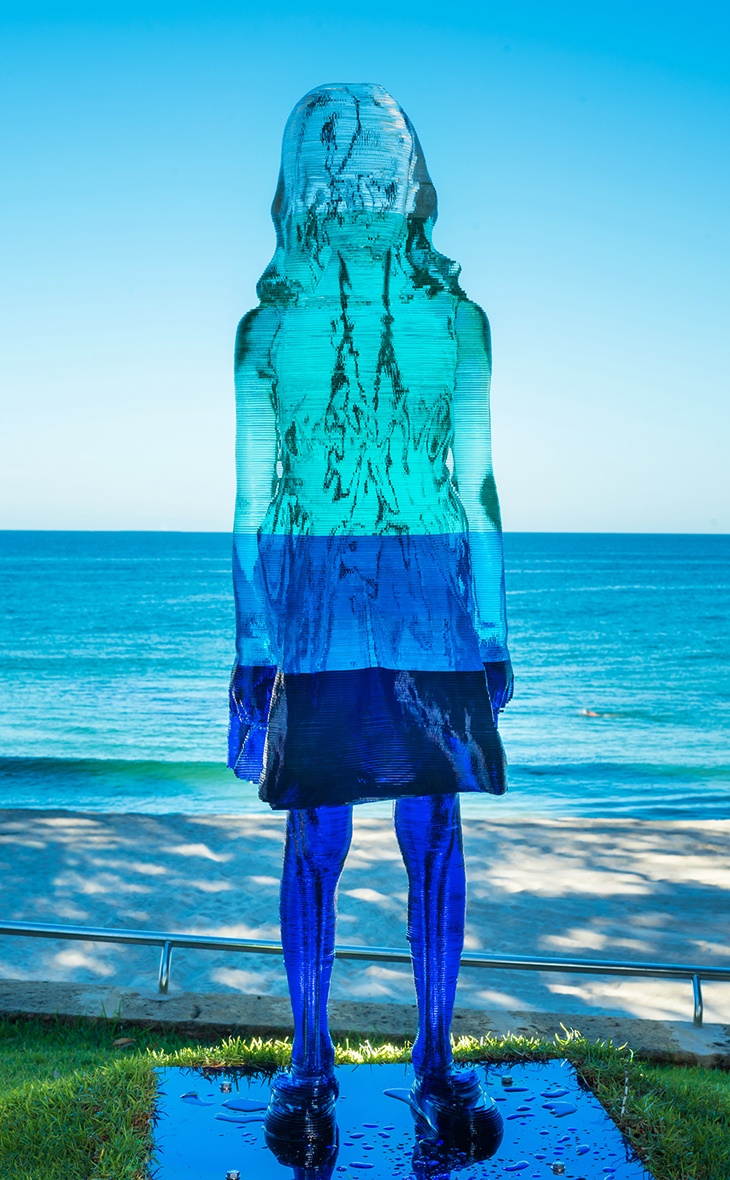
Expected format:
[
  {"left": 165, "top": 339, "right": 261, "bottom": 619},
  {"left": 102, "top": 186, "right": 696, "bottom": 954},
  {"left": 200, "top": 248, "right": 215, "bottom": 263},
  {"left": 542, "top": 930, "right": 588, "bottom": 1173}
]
[{"left": 258, "top": 666, "right": 507, "bottom": 810}]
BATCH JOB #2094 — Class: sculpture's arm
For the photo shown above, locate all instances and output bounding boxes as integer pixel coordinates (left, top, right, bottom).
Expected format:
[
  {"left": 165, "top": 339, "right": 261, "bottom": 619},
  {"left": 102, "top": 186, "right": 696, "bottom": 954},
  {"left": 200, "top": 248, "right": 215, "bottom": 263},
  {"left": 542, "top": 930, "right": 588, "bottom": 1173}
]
[
  {"left": 228, "top": 306, "right": 279, "bottom": 779},
  {"left": 452, "top": 299, "right": 513, "bottom": 711}
]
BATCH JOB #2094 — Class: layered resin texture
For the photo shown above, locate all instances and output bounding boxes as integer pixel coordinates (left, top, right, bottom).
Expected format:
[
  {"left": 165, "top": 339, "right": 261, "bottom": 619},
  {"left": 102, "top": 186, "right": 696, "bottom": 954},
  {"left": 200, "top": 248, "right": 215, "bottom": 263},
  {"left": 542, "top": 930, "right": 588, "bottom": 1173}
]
[{"left": 229, "top": 83, "right": 511, "bottom": 808}]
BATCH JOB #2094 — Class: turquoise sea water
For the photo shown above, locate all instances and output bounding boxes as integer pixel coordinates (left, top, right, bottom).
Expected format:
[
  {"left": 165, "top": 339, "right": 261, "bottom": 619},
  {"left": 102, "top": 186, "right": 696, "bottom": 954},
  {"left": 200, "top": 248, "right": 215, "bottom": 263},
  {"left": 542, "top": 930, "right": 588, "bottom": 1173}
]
[{"left": 0, "top": 531, "right": 728, "bottom": 819}]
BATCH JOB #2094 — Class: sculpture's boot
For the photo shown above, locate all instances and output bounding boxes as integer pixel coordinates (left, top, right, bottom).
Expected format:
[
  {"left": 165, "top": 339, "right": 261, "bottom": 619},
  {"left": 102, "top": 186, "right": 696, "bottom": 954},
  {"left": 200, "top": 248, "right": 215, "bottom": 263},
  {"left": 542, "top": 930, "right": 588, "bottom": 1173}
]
[
  {"left": 410, "top": 1101, "right": 504, "bottom": 1175},
  {"left": 409, "top": 1068, "right": 504, "bottom": 1160},
  {"left": 385, "top": 1068, "right": 504, "bottom": 1167},
  {"left": 264, "top": 1073, "right": 339, "bottom": 1169}
]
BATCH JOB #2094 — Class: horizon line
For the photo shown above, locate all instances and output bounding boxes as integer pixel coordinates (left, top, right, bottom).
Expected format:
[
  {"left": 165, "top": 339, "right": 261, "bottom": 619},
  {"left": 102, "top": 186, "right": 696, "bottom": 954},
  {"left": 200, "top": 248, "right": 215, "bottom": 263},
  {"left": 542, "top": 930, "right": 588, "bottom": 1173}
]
[{"left": 0, "top": 528, "right": 727, "bottom": 538}]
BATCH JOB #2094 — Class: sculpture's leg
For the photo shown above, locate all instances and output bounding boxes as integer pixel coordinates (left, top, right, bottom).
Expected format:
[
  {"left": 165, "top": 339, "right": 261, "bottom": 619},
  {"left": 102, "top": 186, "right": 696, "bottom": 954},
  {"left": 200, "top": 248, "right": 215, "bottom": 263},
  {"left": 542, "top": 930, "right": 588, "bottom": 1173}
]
[
  {"left": 264, "top": 805, "right": 352, "bottom": 1165},
  {"left": 392, "top": 792, "right": 504, "bottom": 1159},
  {"left": 393, "top": 792, "right": 465, "bottom": 1080},
  {"left": 280, "top": 803, "right": 353, "bottom": 1083}
]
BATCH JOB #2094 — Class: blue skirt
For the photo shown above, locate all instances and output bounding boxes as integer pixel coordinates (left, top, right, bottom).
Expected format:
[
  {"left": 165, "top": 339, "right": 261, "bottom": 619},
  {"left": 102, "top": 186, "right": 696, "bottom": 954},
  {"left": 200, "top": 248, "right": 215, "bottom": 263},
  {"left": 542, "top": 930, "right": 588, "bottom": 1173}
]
[{"left": 258, "top": 666, "right": 507, "bottom": 810}]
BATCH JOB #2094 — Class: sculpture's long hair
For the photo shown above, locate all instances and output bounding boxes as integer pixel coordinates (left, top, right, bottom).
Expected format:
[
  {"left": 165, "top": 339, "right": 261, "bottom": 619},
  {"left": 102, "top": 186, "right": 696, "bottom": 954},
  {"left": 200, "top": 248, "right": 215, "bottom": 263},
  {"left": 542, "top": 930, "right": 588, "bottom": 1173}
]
[{"left": 257, "top": 83, "right": 463, "bottom": 304}]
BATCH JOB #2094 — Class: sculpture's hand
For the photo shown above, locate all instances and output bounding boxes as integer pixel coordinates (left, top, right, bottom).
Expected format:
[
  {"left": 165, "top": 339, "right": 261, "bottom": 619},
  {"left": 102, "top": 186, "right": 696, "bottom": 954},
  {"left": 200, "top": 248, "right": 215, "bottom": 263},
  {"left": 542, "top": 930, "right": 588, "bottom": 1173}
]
[
  {"left": 484, "top": 658, "right": 514, "bottom": 714},
  {"left": 228, "top": 663, "right": 276, "bottom": 779}
]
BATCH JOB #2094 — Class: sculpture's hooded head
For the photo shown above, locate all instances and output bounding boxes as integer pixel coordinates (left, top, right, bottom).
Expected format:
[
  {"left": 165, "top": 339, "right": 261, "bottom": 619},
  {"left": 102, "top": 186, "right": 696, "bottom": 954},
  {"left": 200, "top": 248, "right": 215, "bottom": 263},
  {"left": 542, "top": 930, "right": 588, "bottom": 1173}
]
[
  {"left": 257, "top": 83, "right": 461, "bottom": 303},
  {"left": 274, "top": 82, "right": 435, "bottom": 226}
]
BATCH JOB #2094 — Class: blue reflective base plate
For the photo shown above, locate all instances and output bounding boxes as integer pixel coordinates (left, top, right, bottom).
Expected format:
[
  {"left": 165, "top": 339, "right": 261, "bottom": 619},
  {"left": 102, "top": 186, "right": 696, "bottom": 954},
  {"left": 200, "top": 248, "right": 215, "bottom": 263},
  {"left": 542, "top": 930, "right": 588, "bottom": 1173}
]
[{"left": 152, "top": 1060, "right": 653, "bottom": 1179}]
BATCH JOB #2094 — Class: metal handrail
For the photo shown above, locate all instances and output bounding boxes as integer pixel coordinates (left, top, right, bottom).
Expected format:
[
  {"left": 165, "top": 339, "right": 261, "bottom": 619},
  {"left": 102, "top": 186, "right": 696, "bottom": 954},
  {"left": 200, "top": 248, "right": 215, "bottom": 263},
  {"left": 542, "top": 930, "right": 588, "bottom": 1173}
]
[{"left": 1, "top": 919, "right": 726, "bottom": 1026}]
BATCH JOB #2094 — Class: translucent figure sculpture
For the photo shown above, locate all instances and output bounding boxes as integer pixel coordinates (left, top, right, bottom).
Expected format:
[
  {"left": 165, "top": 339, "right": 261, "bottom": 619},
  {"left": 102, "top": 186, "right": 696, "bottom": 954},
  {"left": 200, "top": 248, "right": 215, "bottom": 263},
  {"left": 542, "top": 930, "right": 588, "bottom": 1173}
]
[{"left": 229, "top": 83, "right": 513, "bottom": 1168}]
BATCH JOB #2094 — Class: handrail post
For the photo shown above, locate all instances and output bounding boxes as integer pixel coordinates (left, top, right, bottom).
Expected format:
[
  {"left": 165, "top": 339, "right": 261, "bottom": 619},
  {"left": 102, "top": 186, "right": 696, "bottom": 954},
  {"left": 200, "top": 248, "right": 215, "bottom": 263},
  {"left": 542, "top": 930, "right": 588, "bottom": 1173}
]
[
  {"left": 692, "top": 973, "right": 703, "bottom": 1026},
  {"left": 158, "top": 940, "right": 172, "bottom": 994}
]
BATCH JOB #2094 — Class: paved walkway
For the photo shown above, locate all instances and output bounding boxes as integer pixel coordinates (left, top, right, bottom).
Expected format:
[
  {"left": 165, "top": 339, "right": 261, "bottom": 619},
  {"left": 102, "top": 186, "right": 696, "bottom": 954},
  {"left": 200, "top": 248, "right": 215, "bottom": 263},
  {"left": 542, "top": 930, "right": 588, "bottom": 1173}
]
[{"left": 1, "top": 809, "right": 729, "bottom": 1023}]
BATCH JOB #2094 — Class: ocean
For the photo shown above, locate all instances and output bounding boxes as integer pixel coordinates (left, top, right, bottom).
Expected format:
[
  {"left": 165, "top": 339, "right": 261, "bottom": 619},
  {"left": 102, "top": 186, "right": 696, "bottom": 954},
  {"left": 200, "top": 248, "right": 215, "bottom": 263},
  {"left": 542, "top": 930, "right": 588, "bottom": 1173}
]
[{"left": 0, "top": 531, "right": 728, "bottom": 819}]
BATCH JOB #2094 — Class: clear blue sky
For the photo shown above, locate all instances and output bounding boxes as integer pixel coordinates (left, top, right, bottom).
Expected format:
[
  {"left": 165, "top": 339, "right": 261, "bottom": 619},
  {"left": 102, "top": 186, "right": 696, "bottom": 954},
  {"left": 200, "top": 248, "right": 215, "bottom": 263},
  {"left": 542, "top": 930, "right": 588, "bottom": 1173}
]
[{"left": 1, "top": 0, "right": 728, "bottom": 531}]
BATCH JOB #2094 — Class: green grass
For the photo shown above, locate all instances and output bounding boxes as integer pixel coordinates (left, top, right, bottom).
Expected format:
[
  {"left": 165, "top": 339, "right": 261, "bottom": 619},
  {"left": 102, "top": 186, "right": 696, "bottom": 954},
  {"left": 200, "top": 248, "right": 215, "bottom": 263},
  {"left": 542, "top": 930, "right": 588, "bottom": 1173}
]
[{"left": 0, "top": 1015, "right": 728, "bottom": 1179}]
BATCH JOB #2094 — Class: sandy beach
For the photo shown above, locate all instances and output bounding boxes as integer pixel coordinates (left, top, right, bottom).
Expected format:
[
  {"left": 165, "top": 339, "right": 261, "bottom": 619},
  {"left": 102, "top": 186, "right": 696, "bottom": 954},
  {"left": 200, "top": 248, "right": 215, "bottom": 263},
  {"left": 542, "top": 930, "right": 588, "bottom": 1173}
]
[{"left": 0, "top": 809, "right": 728, "bottom": 1025}]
